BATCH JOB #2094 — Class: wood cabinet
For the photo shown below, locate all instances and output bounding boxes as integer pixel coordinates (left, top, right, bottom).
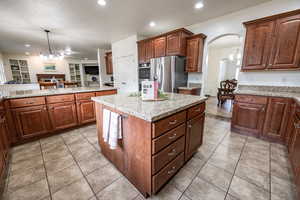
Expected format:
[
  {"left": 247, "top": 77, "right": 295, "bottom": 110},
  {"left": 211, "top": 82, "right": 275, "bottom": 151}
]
[
  {"left": 77, "top": 100, "right": 95, "bottom": 124},
  {"left": 262, "top": 97, "right": 290, "bottom": 142},
  {"left": 138, "top": 41, "right": 146, "bottom": 64},
  {"left": 289, "top": 112, "right": 300, "bottom": 179},
  {"left": 145, "top": 40, "right": 154, "bottom": 62},
  {"left": 166, "top": 30, "right": 193, "bottom": 56},
  {"left": 105, "top": 52, "right": 113, "bottom": 74},
  {"left": 48, "top": 102, "right": 78, "bottom": 131},
  {"left": 242, "top": 9, "right": 300, "bottom": 71},
  {"left": 185, "top": 113, "right": 204, "bottom": 161},
  {"left": 13, "top": 105, "right": 51, "bottom": 139},
  {"left": 154, "top": 36, "right": 166, "bottom": 58},
  {"left": 186, "top": 34, "right": 206, "bottom": 72},
  {"left": 231, "top": 101, "right": 267, "bottom": 137},
  {"left": 0, "top": 113, "right": 9, "bottom": 161}
]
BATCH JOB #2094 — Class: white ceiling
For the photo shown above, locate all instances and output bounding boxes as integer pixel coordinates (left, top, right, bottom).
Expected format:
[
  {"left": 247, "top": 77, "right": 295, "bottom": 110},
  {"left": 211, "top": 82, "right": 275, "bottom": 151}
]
[{"left": 0, "top": 0, "right": 271, "bottom": 59}]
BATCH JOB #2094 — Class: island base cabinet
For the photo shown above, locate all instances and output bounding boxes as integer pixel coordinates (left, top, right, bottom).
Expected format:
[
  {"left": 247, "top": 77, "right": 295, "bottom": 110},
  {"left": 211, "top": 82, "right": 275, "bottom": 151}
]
[
  {"left": 77, "top": 100, "right": 95, "bottom": 124},
  {"left": 185, "top": 114, "right": 204, "bottom": 161},
  {"left": 48, "top": 102, "right": 78, "bottom": 131},
  {"left": 12, "top": 105, "right": 51, "bottom": 139}
]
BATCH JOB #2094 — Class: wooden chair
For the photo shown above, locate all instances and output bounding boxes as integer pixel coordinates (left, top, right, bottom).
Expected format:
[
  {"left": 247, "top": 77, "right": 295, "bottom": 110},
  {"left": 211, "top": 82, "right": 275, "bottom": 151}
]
[
  {"left": 39, "top": 82, "right": 57, "bottom": 90},
  {"left": 217, "top": 79, "right": 237, "bottom": 106},
  {"left": 63, "top": 82, "right": 78, "bottom": 88}
]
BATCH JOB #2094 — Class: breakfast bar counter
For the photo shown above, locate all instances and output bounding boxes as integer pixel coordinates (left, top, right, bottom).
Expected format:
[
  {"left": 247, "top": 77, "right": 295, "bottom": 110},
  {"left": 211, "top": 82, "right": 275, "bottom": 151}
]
[{"left": 92, "top": 93, "right": 207, "bottom": 197}]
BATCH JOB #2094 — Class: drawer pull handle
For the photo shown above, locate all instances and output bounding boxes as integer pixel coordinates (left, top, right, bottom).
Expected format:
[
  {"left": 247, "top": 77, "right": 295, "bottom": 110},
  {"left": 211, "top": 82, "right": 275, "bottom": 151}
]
[
  {"left": 168, "top": 149, "right": 176, "bottom": 156},
  {"left": 26, "top": 102, "right": 35, "bottom": 104},
  {"left": 195, "top": 108, "right": 201, "bottom": 112},
  {"left": 169, "top": 120, "right": 177, "bottom": 125},
  {"left": 167, "top": 166, "right": 176, "bottom": 174},
  {"left": 188, "top": 125, "right": 192, "bottom": 128},
  {"left": 168, "top": 134, "right": 177, "bottom": 139}
]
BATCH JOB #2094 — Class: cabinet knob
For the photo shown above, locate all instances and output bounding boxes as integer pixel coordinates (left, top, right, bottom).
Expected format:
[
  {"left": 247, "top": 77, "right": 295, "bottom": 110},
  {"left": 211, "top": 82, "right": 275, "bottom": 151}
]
[
  {"left": 294, "top": 123, "right": 300, "bottom": 129},
  {"left": 188, "top": 124, "right": 192, "bottom": 128}
]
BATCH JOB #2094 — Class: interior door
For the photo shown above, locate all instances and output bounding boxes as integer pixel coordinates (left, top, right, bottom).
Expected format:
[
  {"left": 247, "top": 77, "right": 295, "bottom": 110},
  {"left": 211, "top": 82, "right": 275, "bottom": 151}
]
[
  {"left": 242, "top": 21, "right": 275, "bottom": 70},
  {"left": 268, "top": 14, "right": 300, "bottom": 70}
]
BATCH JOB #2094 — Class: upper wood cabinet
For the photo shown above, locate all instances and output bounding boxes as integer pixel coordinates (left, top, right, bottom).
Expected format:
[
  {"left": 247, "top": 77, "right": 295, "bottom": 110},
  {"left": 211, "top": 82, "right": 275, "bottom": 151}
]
[
  {"left": 154, "top": 36, "right": 166, "bottom": 58},
  {"left": 137, "top": 28, "right": 195, "bottom": 63},
  {"left": 242, "top": 9, "right": 300, "bottom": 71},
  {"left": 105, "top": 52, "right": 113, "bottom": 75},
  {"left": 185, "top": 34, "right": 206, "bottom": 72},
  {"left": 262, "top": 97, "right": 291, "bottom": 142}
]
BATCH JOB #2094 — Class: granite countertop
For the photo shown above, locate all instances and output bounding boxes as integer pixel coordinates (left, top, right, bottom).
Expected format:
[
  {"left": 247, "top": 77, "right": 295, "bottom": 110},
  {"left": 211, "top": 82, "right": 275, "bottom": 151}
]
[
  {"left": 235, "top": 85, "right": 300, "bottom": 105},
  {"left": 92, "top": 93, "right": 207, "bottom": 122},
  {"left": 1, "top": 86, "right": 117, "bottom": 99}
]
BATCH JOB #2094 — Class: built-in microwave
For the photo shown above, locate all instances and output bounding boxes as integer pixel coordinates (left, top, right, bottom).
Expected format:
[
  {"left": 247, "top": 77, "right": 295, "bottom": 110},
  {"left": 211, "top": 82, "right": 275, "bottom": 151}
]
[{"left": 138, "top": 66, "right": 151, "bottom": 80}]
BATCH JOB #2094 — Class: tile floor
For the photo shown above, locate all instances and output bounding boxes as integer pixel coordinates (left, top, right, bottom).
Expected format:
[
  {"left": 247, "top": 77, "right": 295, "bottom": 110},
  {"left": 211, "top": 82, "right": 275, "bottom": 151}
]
[
  {"left": 206, "top": 97, "right": 233, "bottom": 120},
  {"left": 2, "top": 116, "right": 297, "bottom": 200}
]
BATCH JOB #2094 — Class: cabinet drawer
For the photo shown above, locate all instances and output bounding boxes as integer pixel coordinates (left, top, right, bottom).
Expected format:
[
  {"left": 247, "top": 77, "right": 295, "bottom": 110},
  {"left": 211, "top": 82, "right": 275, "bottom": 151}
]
[
  {"left": 187, "top": 103, "right": 205, "bottom": 120},
  {"left": 46, "top": 94, "right": 75, "bottom": 104},
  {"left": 152, "top": 136, "right": 185, "bottom": 174},
  {"left": 152, "top": 124, "right": 186, "bottom": 155},
  {"left": 75, "top": 92, "right": 95, "bottom": 100},
  {"left": 95, "top": 90, "right": 117, "bottom": 96},
  {"left": 235, "top": 95, "right": 268, "bottom": 105},
  {"left": 10, "top": 97, "right": 46, "bottom": 108},
  {"left": 152, "top": 152, "right": 184, "bottom": 193},
  {"left": 152, "top": 111, "right": 186, "bottom": 138}
]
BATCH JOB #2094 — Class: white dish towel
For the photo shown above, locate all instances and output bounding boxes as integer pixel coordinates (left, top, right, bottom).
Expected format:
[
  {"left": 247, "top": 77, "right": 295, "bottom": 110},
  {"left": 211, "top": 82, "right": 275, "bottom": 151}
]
[{"left": 103, "top": 109, "right": 123, "bottom": 150}]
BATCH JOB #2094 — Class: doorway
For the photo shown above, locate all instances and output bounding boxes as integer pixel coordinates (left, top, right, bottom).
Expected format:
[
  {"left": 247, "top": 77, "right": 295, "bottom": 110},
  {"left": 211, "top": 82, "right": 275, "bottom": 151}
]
[{"left": 204, "top": 34, "right": 242, "bottom": 119}]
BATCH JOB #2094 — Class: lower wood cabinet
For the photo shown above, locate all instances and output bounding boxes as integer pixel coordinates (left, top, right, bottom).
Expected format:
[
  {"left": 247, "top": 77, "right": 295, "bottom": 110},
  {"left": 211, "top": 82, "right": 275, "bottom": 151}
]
[
  {"left": 185, "top": 113, "right": 204, "bottom": 161},
  {"left": 262, "top": 97, "right": 290, "bottom": 142},
  {"left": 77, "top": 100, "right": 95, "bottom": 124},
  {"left": 12, "top": 105, "right": 51, "bottom": 139},
  {"left": 0, "top": 114, "right": 9, "bottom": 161},
  {"left": 232, "top": 101, "right": 266, "bottom": 136},
  {"left": 48, "top": 102, "right": 78, "bottom": 131}
]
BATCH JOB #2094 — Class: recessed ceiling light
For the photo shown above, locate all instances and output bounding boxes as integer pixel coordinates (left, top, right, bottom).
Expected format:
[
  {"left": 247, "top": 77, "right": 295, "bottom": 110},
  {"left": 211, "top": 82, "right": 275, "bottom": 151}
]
[
  {"left": 25, "top": 44, "right": 31, "bottom": 47},
  {"left": 149, "top": 21, "right": 156, "bottom": 27},
  {"left": 97, "top": 0, "right": 106, "bottom": 6},
  {"left": 195, "top": 2, "right": 204, "bottom": 9}
]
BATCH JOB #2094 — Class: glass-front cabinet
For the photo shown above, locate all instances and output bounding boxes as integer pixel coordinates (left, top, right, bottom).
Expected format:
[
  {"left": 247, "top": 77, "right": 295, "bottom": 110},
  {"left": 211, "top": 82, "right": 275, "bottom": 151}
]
[
  {"left": 9, "top": 59, "right": 31, "bottom": 83},
  {"left": 69, "top": 63, "right": 82, "bottom": 86}
]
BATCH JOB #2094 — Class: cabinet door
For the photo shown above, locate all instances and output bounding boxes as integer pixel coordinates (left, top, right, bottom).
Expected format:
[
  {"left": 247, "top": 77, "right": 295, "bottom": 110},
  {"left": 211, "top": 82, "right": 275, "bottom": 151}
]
[
  {"left": 166, "top": 32, "right": 181, "bottom": 56},
  {"left": 105, "top": 52, "right": 113, "bottom": 74},
  {"left": 289, "top": 116, "right": 300, "bottom": 174},
  {"left": 268, "top": 14, "right": 300, "bottom": 70},
  {"left": 232, "top": 102, "right": 266, "bottom": 136},
  {"left": 263, "top": 97, "right": 290, "bottom": 142},
  {"left": 138, "top": 42, "right": 146, "bottom": 64},
  {"left": 286, "top": 103, "right": 297, "bottom": 146},
  {"left": 185, "top": 114, "right": 204, "bottom": 161},
  {"left": 186, "top": 38, "right": 200, "bottom": 72},
  {"left": 242, "top": 21, "right": 275, "bottom": 70},
  {"left": 77, "top": 100, "right": 95, "bottom": 124},
  {"left": 48, "top": 102, "right": 77, "bottom": 131},
  {"left": 154, "top": 36, "right": 166, "bottom": 58},
  {"left": 145, "top": 40, "right": 154, "bottom": 63},
  {"left": 0, "top": 114, "right": 9, "bottom": 161},
  {"left": 13, "top": 105, "right": 51, "bottom": 139}
]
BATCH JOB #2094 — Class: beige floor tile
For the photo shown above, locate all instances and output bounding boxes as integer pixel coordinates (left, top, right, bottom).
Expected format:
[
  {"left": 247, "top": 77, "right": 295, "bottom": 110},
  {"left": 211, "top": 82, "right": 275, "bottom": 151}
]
[
  {"left": 179, "top": 195, "right": 191, "bottom": 200},
  {"left": 61, "top": 130, "right": 84, "bottom": 145},
  {"left": 11, "top": 141, "right": 40, "bottom": 154},
  {"left": 182, "top": 157, "right": 206, "bottom": 177},
  {"left": 40, "top": 135, "right": 65, "bottom": 150},
  {"left": 10, "top": 154, "right": 43, "bottom": 172},
  {"left": 5, "top": 178, "right": 49, "bottom": 200},
  {"left": 48, "top": 164, "right": 84, "bottom": 193},
  {"left": 238, "top": 156, "right": 269, "bottom": 173},
  {"left": 271, "top": 159, "right": 293, "bottom": 182},
  {"left": 11, "top": 143, "right": 41, "bottom": 164},
  {"left": 52, "top": 178, "right": 94, "bottom": 200},
  {"left": 71, "top": 145, "right": 98, "bottom": 161},
  {"left": 228, "top": 176, "right": 269, "bottom": 200},
  {"left": 198, "top": 163, "right": 233, "bottom": 191},
  {"left": 86, "top": 164, "right": 122, "bottom": 194},
  {"left": 225, "top": 194, "right": 239, "bottom": 200},
  {"left": 44, "top": 154, "right": 76, "bottom": 175},
  {"left": 8, "top": 164, "right": 46, "bottom": 192},
  {"left": 208, "top": 153, "right": 238, "bottom": 174},
  {"left": 170, "top": 168, "right": 196, "bottom": 192},
  {"left": 141, "top": 183, "right": 182, "bottom": 200},
  {"left": 271, "top": 175, "right": 297, "bottom": 200},
  {"left": 77, "top": 154, "right": 109, "bottom": 175},
  {"left": 235, "top": 162, "right": 270, "bottom": 191},
  {"left": 184, "top": 177, "right": 226, "bottom": 200},
  {"left": 96, "top": 177, "right": 138, "bottom": 200},
  {"left": 42, "top": 146, "right": 71, "bottom": 162}
]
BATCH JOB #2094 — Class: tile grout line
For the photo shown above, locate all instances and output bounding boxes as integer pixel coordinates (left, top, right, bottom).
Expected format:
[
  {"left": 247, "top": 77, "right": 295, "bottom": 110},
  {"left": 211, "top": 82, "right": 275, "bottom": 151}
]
[
  {"left": 177, "top": 126, "right": 231, "bottom": 200},
  {"left": 223, "top": 136, "right": 248, "bottom": 199},
  {"left": 269, "top": 143, "right": 272, "bottom": 200},
  {"left": 39, "top": 140, "right": 53, "bottom": 200},
  {"left": 60, "top": 134, "right": 100, "bottom": 200}
]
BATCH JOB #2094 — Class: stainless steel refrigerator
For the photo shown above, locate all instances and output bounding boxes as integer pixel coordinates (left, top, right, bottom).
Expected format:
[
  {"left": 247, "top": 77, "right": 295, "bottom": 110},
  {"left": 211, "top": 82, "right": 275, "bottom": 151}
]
[{"left": 149, "top": 56, "right": 188, "bottom": 93}]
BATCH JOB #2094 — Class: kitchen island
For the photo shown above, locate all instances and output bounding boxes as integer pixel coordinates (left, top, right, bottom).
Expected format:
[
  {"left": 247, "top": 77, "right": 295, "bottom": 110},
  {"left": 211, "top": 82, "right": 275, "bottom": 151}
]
[{"left": 92, "top": 93, "right": 207, "bottom": 197}]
